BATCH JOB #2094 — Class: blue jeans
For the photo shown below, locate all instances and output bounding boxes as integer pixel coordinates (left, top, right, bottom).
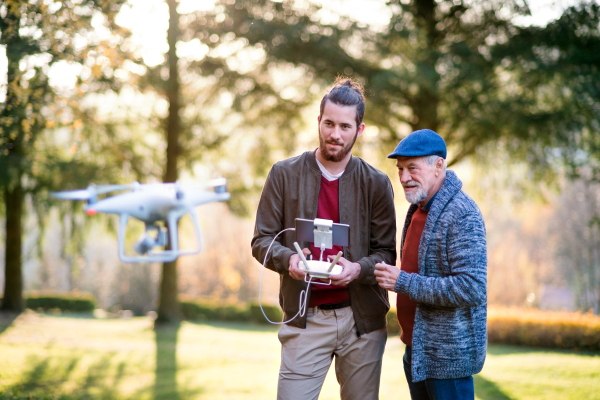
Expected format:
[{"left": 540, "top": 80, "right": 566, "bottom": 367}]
[{"left": 403, "top": 346, "right": 474, "bottom": 400}]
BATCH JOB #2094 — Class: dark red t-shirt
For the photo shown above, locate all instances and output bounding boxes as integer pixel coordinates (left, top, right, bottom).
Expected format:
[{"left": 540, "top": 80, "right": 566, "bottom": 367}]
[
  {"left": 308, "top": 176, "right": 350, "bottom": 307},
  {"left": 397, "top": 206, "right": 428, "bottom": 346}
]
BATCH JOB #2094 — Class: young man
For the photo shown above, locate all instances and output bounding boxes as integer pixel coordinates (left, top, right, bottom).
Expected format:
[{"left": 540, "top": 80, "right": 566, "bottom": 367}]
[
  {"left": 251, "top": 78, "right": 396, "bottom": 400},
  {"left": 374, "top": 129, "right": 488, "bottom": 400}
]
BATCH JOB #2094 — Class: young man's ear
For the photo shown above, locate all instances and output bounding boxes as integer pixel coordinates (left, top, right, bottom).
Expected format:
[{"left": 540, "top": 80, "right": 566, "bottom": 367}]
[{"left": 357, "top": 123, "right": 365, "bottom": 138}]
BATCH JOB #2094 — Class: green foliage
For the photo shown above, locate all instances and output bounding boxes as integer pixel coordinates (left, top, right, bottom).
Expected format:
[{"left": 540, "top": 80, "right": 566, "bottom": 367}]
[
  {"left": 0, "top": 0, "right": 133, "bottom": 190},
  {"left": 249, "top": 302, "right": 283, "bottom": 323},
  {"left": 0, "top": 0, "right": 140, "bottom": 311},
  {"left": 214, "top": 0, "right": 600, "bottom": 177},
  {"left": 491, "top": 2, "right": 600, "bottom": 182},
  {"left": 26, "top": 296, "right": 95, "bottom": 313},
  {"left": 386, "top": 309, "right": 400, "bottom": 336},
  {"left": 180, "top": 300, "right": 286, "bottom": 324},
  {"left": 180, "top": 300, "right": 251, "bottom": 322},
  {"left": 0, "top": 293, "right": 96, "bottom": 312}
]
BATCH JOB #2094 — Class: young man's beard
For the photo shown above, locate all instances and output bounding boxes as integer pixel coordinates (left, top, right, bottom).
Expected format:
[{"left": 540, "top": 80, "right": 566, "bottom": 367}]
[{"left": 318, "top": 126, "right": 358, "bottom": 162}]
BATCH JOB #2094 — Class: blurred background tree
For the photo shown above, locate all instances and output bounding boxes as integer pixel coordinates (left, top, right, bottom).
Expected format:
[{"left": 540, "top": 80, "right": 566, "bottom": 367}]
[
  {"left": 217, "top": 0, "right": 599, "bottom": 170},
  {"left": 0, "top": 0, "right": 144, "bottom": 311},
  {"left": 135, "top": 0, "right": 318, "bottom": 323}
]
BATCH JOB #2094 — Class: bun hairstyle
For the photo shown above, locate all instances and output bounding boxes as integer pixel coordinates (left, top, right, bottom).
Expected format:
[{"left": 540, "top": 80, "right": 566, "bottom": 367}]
[{"left": 319, "top": 76, "right": 366, "bottom": 127}]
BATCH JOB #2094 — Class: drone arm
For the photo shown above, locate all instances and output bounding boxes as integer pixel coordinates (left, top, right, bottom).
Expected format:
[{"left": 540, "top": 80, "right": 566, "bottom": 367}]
[
  {"left": 117, "top": 214, "right": 131, "bottom": 262},
  {"left": 167, "top": 212, "right": 180, "bottom": 256},
  {"left": 188, "top": 207, "right": 203, "bottom": 253},
  {"left": 164, "top": 207, "right": 202, "bottom": 257}
]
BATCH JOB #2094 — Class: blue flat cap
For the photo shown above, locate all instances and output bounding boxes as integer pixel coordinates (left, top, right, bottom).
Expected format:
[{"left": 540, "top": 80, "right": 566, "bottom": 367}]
[{"left": 387, "top": 129, "right": 447, "bottom": 159}]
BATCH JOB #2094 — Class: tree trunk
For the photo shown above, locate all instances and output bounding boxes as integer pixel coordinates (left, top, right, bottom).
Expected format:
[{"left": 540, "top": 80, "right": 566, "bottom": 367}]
[
  {"left": 2, "top": 180, "right": 24, "bottom": 312},
  {"left": 157, "top": 0, "right": 181, "bottom": 324},
  {"left": 410, "top": 0, "right": 440, "bottom": 133}
]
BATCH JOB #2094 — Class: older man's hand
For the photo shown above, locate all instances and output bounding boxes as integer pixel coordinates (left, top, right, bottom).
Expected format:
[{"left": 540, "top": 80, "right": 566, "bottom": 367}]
[{"left": 374, "top": 262, "right": 401, "bottom": 292}]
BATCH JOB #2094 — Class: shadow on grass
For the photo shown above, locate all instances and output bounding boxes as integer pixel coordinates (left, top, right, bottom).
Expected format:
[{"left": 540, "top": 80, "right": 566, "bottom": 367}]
[
  {"left": 0, "top": 352, "right": 129, "bottom": 400},
  {"left": 154, "top": 321, "right": 205, "bottom": 400},
  {"left": 0, "top": 324, "right": 202, "bottom": 400},
  {"left": 0, "top": 311, "right": 20, "bottom": 335},
  {"left": 474, "top": 374, "right": 514, "bottom": 400},
  {"left": 487, "top": 343, "right": 600, "bottom": 357},
  {"left": 154, "top": 321, "right": 178, "bottom": 400}
]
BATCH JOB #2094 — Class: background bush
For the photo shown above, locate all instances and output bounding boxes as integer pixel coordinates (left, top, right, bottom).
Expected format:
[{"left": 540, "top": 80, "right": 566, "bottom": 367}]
[
  {"left": 488, "top": 307, "right": 600, "bottom": 351},
  {"left": 180, "top": 300, "right": 251, "bottom": 323},
  {"left": 8, "top": 292, "right": 598, "bottom": 352},
  {"left": 249, "top": 302, "right": 283, "bottom": 323},
  {"left": 387, "top": 307, "right": 600, "bottom": 352},
  {"left": 387, "top": 309, "right": 400, "bottom": 336},
  {"left": 179, "top": 300, "right": 283, "bottom": 325},
  {"left": 0, "top": 292, "right": 96, "bottom": 312}
]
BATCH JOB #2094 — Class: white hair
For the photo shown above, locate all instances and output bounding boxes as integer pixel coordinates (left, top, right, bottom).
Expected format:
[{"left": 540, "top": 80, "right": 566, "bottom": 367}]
[{"left": 423, "top": 155, "right": 447, "bottom": 170}]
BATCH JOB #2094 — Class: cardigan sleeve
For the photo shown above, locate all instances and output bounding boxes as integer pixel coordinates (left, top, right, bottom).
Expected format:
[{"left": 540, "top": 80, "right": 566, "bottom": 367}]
[{"left": 395, "top": 210, "right": 487, "bottom": 308}]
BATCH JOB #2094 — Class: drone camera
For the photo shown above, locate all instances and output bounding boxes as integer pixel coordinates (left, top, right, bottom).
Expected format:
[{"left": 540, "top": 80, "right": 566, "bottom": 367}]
[
  {"left": 134, "top": 224, "right": 168, "bottom": 255},
  {"left": 214, "top": 184, "right": 227, "bottom": 194}
]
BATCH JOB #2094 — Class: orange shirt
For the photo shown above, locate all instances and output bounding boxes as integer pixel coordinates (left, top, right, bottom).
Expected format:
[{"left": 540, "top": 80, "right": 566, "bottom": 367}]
[{"left": 396, "top": 206, "right": 428, "bottom": 346}]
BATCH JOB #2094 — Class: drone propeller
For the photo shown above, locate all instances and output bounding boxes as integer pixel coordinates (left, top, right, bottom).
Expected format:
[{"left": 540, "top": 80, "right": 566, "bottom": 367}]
[
  {"left": 202, "top": 177, "right": 227, "bottom": 188},
  {"left": 51, "top": 184, "right": 132, "bottom": 201},
  {"left": 179, "top": 178, "right": 227, "bottom": 192}
]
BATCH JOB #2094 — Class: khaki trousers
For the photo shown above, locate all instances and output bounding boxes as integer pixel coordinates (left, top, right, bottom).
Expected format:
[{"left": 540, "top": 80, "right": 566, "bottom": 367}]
[{"left": 277, "top": 306, "right": 387, "bottom": 400}]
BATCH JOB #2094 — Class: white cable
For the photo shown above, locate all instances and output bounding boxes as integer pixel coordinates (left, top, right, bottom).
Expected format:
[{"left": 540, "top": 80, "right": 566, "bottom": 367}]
[
  {"left": 259, "top": 228, "right": 314, "bottom": 324},
  {"left": 257, "top": 228, "right": 391, "bottom": 323}
]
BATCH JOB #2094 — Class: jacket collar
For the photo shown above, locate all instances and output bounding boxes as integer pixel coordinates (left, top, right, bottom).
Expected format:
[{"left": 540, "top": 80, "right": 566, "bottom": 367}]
[
  {"left": 307, "top": 149, "right": 358, "bottom": 178},
  {"left": 417, "top": 170, "right": 463, "bottom": 272}
]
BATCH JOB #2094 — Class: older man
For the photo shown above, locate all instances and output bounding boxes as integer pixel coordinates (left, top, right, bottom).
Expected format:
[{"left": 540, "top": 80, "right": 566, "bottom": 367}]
[{"left": 374, "top": 129, "right": 487, "bottom": 400}]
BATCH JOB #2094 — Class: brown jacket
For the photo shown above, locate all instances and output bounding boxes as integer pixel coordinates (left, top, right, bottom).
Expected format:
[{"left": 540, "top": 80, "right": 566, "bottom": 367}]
[{"left": 251, "top": 150, "right": 397, "bottom": 333}]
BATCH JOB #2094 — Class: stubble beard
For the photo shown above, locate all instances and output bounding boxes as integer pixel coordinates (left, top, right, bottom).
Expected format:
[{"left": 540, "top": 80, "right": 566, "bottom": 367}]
[
  {"left": 403, "top": 181, "right": 428, "bottom": 204},
  {"left": 318, "top": 126, "right": 358, "bottom": 163}
]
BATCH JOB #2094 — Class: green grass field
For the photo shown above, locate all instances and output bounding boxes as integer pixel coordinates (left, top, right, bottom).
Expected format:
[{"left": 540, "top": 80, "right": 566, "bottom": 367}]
[{"left": 0, "top": 311, "right": 599, "bottom": 399}]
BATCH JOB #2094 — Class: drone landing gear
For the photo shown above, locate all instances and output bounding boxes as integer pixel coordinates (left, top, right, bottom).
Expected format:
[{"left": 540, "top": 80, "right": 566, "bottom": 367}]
[{"left": 134, "top": 223, "right": 168, "bottom": 255}]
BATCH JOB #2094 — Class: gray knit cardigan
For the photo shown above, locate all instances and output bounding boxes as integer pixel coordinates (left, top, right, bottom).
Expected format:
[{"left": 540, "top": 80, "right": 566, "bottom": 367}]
[{"left": 394, "top": 170, "right": 487, "bottom": 382}]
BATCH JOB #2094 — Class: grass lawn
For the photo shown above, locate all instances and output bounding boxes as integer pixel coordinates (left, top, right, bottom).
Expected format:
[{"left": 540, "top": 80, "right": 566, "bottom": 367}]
[{"left": 0, "top": 311, "right": 599, "bottom": 399}]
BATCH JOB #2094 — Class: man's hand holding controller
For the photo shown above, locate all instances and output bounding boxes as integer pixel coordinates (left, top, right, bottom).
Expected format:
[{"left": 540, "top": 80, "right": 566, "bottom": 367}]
[
  {"left": 289, "top": 247, "right": 311, "bottom": 280},
  {"left": 288, "top": 248, "right": 360, "bottom": 286}
]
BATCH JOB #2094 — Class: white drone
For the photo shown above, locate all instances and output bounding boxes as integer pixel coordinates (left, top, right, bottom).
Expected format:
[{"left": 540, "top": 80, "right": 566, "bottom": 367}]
[{"left": 51, "top": 178, "right": 231, "bottom": 263}]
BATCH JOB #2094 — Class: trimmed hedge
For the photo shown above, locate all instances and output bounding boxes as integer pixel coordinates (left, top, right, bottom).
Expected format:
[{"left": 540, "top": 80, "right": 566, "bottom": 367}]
[
  {"left": 249, "top": 302, "right": 283, "bottom": 323},
  {"left": 180, "top": 301, "right": 250, "bottom": 322},
  {"left": 0, "top": 293, "right": 96, "bottom": 312},
  {"left": 488, "top": 307, "right": 600, "bottom": 351},
  {"left": 180, "top": 300, "right": 283, "bottom": 325},
  {"left": 387, "top": 307, "right": 600, "bottom": 351},
  {"left": 27, "top": 296, "right": 95, "bottom": 312}
]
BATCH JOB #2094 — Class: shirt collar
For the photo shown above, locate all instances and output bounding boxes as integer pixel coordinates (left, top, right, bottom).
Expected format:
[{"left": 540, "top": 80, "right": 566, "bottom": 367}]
[{"left": 421, "top": 191, "right": 438, "bottom": 211}]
